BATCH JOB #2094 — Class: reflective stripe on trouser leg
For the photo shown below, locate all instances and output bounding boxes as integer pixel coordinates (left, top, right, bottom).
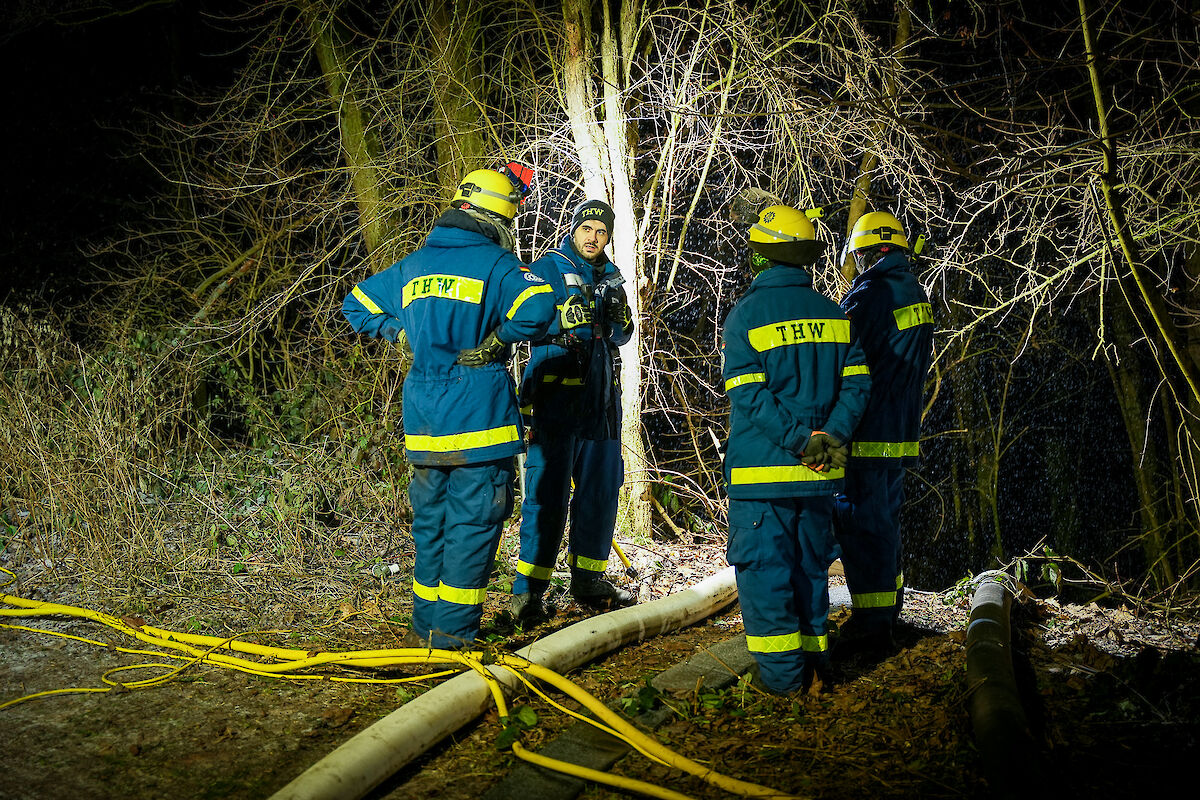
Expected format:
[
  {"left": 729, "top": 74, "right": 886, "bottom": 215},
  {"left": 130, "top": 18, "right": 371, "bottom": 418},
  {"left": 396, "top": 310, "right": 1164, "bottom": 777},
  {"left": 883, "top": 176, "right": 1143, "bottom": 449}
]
[
  {"left": 567, "top": 437, "right": 623, "bottom": 581},
  {"left": 727, "top": 496, "right": 836, "bottom": 694},
  {"left": 515, "top": 433, "right": 575, "bottom": 595},
  {"left": 429, "top": 459, "right": 514, "bottom": 648},
  {"left": 408, "top": 465, "right": 449, "bottom": 639},
  {"left": 835, "top": 467, "right": 906, "bottom": 629}
]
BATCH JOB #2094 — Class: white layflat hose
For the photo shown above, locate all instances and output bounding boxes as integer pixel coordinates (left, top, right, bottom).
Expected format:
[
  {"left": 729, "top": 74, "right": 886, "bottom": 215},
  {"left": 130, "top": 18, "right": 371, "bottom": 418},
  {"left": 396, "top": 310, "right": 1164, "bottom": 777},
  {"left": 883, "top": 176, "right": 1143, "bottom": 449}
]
[{"left": 269, "top": 566, "right": 739, "bottom": 800}]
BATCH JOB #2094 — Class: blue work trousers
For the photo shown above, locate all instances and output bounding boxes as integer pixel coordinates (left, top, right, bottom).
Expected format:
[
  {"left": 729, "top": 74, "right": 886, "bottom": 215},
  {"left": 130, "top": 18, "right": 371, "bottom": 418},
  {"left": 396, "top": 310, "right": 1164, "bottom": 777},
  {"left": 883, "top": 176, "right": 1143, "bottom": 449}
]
[
  {"left": 834, "top": 467, "right": 906, "bottom": 631},
  {"left": 408, "top": 459, "right": 514, "bottom": 648},
  {"left": 514, "top": 433, "right": 622, "bottom": 595},
  {"left": 727, "top": 496, "right": 839, "bottom": 694}
]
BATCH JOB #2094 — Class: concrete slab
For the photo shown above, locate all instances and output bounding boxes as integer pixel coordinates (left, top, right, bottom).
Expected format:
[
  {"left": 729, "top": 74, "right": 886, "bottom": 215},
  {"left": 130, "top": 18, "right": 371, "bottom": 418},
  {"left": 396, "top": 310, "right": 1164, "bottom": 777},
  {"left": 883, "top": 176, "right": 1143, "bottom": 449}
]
[
  {"left": 485, "top": 571, "right": 847, "bottom": 800},
  {"left": 481, "top": 720, "right": 630, "bottom": 800},
  {"left": 650, "top": 634, "right": 754, "bottom": 692}
]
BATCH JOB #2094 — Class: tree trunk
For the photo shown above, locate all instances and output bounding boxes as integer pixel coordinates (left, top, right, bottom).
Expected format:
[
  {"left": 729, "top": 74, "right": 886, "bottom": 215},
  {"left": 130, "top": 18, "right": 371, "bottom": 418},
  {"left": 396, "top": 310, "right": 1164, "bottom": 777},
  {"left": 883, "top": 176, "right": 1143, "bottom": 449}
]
[
  {"left": 841, "top": 2, "right": 910, "bottom": 281},
  {"left": 562, "top": 0, "right": 652, "bottom": 538},
  {"left": 1079, "top": 0, "right": 1200, "bottom": 405},
  {"left": 603, "top": 0, "right": 653, "bottom": 540},
  {"left": 561, "top": 0, "right": 610, "bottom": 199},
  {"left": 304, "top": 5, "right": 389, "bottom": 268},
  {"left": 1104, "top": 325, "right": 1176, "bottom": 588},
  {"left": 428, "top": 0, "right": 485, "bottom": 197},
  {"left": 1080, "top": 0, "right": 1200, "bottom": 589}
]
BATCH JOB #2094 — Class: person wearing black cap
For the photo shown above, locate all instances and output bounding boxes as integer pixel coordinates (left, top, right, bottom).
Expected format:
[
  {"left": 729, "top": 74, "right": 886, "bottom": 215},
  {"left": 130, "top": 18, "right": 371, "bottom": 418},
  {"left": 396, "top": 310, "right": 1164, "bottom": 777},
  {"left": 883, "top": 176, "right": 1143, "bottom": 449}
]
[{"left": 510, "top": 199, "right": 636, "bottom": 622}]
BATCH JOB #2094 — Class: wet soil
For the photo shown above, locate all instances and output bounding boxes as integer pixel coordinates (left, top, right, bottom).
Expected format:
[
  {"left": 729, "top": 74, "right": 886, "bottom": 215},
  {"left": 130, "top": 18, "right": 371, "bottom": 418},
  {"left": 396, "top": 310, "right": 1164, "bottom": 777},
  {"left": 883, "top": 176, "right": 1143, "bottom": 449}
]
[{"left": 2, "top": 541, "right": 1199, "bottom": 800}]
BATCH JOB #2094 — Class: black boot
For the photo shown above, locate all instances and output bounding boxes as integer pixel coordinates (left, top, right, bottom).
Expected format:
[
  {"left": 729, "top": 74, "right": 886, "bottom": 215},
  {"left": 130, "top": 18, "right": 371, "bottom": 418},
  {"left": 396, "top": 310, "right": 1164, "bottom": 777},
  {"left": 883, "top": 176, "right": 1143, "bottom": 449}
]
[
  {"left": 831, "top": 614, "right": 896, "bottom": 666},
  {"left": 570, "top": 577, "right": 635, "bottom": 609},
  {"left": 511, "top": 592, "right": 550, "bottom": 624}
]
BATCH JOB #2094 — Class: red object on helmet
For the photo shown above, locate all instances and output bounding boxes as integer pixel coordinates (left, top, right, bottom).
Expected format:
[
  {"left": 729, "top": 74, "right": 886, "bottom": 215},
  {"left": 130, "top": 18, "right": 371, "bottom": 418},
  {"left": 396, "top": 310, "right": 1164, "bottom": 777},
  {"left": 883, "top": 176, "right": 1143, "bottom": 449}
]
[{"left": 500, "top": 161, "right": 535, "bottom": 202}]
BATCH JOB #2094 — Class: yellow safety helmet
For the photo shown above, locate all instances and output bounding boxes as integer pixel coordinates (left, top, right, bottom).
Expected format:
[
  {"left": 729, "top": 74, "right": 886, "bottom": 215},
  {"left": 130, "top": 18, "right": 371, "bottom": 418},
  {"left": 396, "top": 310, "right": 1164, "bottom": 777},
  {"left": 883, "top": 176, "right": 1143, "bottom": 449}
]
[
  {"left": 453, "top": 169, "right": 523, "bottom": 220},
  {"left": 750, "top": 204, "right": 816, "bottom": 244},
  {"left": 748, "top": 205, "right": 825, "bottom": 269},
  {"left": 847, "top": 211, "right": 909, "bottom": 252}
]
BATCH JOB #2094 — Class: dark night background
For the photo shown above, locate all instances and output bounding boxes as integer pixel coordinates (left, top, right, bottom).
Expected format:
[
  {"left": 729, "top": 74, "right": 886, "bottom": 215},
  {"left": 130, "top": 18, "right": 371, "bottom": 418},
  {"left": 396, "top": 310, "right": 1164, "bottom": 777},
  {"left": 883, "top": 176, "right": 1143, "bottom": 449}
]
[
  {"left": 1, "top": 2, "right": 237, "bottom": 303},
  {"left": 0, "top": 1, "right": 1158, "bottom": 589}
]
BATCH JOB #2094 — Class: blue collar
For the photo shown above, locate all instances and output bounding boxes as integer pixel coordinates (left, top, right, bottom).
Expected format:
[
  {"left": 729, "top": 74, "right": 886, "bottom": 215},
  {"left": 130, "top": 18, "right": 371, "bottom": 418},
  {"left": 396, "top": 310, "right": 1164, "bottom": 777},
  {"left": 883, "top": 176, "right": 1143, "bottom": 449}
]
[
  {"left": 861, "top": 250, "right": 912, "bottom": 276},
  {"left": 750, "top": 265, "right": 814, "bottom": 289}
]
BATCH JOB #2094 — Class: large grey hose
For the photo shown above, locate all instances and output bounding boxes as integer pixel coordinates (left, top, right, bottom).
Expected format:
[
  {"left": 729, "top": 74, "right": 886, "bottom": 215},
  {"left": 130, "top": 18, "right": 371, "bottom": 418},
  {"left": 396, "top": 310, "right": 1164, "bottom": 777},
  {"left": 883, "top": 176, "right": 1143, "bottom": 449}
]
[
  {"left": 965, "top": 580, "right": 1041, "bottom": 798},
  {"left": 269, "top": 566, "right": 738, "bottom": 800}
]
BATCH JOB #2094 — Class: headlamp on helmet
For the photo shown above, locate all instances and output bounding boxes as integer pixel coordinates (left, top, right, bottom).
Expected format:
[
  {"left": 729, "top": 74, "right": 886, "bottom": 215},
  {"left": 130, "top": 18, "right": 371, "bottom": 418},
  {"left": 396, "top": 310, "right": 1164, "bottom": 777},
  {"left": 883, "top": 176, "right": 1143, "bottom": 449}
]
[{"left": 498, "top": 161, "right": 535, "bottom": 202}]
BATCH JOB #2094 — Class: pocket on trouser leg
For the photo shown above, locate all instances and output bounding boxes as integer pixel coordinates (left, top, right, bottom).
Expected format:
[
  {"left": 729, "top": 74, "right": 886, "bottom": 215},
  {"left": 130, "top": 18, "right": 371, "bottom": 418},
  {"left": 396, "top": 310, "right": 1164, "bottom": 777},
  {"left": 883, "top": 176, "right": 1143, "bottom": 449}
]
[
  {"left": 725, "top": 502, "right": 765, "bottom": 567},
  {"left": 480, "top": 464, "right": 514, "bottom": 526}
]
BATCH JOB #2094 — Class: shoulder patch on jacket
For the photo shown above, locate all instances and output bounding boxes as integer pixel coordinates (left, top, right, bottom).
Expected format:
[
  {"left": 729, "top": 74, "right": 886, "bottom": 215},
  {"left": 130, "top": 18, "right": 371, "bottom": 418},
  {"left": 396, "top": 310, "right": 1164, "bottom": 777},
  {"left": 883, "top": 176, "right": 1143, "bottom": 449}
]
[{"left": 523, "top": 271, "right": 546, "bottom": 283}]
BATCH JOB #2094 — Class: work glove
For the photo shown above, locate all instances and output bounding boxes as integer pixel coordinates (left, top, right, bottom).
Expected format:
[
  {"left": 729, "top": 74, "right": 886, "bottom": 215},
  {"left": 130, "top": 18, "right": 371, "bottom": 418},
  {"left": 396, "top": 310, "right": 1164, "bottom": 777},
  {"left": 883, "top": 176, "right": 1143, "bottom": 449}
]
[
  {"left": 604, "top": 291, "right": 633, "bottom": 332},
  {"left": 555, "top": 294, "right": 592, "bottom": 348},
  {"left": 559, "top": 294, "right": 592, "bottom": 330},
  {"left": 396, "top": 330, "right": 414, "bottom": 367},
  {"left": 828, "top": 441, "right": 849, "bottom": 470},
  {"left": 455, "top": 329, "right": 507, "bottom": 367},
  {"left": 799, "top": 431, "right": 845, "bottom": 472}
]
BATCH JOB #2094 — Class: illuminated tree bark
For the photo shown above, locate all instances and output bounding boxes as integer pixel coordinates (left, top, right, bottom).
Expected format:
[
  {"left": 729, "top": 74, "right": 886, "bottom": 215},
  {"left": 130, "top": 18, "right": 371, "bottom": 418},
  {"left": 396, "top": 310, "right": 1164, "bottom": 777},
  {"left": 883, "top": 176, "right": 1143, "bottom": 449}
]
[{"left": 561, "top": 0, "right": 652, "bottom": 538}]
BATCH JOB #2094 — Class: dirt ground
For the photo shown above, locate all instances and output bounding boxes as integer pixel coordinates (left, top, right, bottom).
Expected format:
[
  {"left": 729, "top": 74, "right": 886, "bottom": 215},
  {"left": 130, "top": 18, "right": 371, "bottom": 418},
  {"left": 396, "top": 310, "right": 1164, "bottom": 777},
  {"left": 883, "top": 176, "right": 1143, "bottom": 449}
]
[{"left": 2, "top": 539, "right": 1199, "bottom": 800}]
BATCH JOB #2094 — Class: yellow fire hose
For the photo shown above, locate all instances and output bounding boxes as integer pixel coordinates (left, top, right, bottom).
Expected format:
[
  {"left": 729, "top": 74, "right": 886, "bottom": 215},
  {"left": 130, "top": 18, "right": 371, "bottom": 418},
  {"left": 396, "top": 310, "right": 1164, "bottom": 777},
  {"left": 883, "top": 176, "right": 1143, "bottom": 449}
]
[
  {"left": 1, "top": 567, "right": 797, "bottom": 800},
  {"left": 611, "top": 537, "right": 638, "bottom": 578}
]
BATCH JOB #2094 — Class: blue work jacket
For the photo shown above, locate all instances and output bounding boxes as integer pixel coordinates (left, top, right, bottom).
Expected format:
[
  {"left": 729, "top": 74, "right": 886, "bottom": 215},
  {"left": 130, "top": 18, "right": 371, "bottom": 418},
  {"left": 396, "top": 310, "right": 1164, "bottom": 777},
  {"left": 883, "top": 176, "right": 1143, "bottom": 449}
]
[
  {"left": 722, "top": 265, "right": 871, "bottom": 499},
  {"left": 519, "top": 237, "right": 633, "bottom": 438},
  {"left": 342, "top": 211, "right": 556, "bottom": 466},
  {"left": 839, "top": 250, "right": 933, "bottom": 468}
]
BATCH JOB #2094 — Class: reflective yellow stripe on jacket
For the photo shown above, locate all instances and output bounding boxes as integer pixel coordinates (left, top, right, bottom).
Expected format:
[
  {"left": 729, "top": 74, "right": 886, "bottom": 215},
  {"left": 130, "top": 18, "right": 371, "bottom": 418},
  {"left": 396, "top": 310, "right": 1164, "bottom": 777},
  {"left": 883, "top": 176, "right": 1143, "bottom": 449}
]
[
  {"left": 850, "top": 441, "right": 919, "bottom": 459},
  {"left": 729, "top": 464, "right": 845, "bottom": 485},
  {"left": 724, "top": 372, "right": 766, "bottom": 392},
  {"left": 893, "top": 302, "right": 933, "bottom": 330},
  {"left": 506, "top": 283, "right": 554, "bottom": 319},
  {"left": 352, "top": 285, "right": 384, "bottom": 314},
  {"left": 406, "top": 425, "right": 520, "bottom": 454},
  {"left": 402, "top": 274, "right": 484, "bottom": 308},
  {"left": 542, "top": 374, "right": 584, "bottom": 386},
  {"left": 841, "top": 364, "right": 870, "bottom": 378},
  {"left": 748, "top": 318, "right": 850, "bottom": 352}
]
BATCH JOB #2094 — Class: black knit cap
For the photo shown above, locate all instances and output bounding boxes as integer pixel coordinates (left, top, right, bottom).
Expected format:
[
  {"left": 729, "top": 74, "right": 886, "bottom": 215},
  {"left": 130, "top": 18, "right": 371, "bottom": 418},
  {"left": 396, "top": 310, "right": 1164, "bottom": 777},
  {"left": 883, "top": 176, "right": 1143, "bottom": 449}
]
[{"left": 570, "top": 199, "right": 615, "bottom": 235}]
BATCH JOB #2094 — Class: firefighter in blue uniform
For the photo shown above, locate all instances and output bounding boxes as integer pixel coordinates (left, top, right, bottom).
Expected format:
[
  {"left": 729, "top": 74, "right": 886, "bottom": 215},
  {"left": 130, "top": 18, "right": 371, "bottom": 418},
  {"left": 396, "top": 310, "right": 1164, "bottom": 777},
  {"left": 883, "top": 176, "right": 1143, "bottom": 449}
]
[
  {"left": 834, "top": 211, "right": 934, "bottom": 658},
  {"left": 341, "top": 166, "right": 555, "bottom": 649},
  {"left": 510, "top": 200, "right": 636, "bottom": 622},
  {"left": 723, "top": 205, "right": 871, "bottom": 694}
]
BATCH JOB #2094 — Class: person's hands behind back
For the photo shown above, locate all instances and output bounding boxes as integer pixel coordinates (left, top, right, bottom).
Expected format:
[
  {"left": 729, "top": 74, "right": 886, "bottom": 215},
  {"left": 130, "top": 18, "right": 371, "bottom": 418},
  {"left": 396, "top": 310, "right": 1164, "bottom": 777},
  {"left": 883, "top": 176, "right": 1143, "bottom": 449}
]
[
  {"left": 799, "top": 431, "right": 846, "bottom": 472},
  {"left": 456, "top": 330, "right": 506, "bottom": 367}
]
